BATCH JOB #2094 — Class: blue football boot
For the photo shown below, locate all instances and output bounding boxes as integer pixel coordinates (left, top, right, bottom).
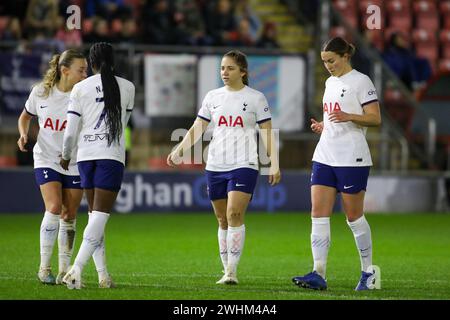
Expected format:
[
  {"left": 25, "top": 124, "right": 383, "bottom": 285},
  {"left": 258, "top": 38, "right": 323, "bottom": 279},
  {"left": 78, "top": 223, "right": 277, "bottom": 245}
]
[
  {"left": 292, "top": 271, "right": 327, "bottom": 290},
  {"left": 355, "top": 265, "right": 381, "bottom": 291}
]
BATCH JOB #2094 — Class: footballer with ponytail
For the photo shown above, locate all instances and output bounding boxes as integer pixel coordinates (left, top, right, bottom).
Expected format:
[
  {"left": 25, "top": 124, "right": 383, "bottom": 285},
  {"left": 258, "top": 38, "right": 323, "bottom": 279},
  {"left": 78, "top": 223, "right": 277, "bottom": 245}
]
[{"left": 60, "top": 42, "right": 135, "bottom": 290}]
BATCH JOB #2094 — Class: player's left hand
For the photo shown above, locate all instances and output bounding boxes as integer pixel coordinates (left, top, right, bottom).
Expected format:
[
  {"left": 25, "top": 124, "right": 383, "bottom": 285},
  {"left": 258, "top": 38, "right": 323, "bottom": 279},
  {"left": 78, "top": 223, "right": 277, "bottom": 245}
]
[
  {"left": 268, "top": 168, "right": 281, "bottom": 186},
  {"left": 328, "top": 111, "right": 352, "bottom": 123},
  {"left": 60, "top": 158, "right": 70, "bottom": 171}
]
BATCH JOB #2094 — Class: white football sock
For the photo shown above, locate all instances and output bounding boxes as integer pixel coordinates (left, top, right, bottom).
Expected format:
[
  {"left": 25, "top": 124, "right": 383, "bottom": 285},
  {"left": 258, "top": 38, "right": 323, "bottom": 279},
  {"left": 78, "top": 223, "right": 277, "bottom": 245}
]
[
  {"left": 89, "top": 212, "right": 109, "bottom": 281},
  {"left": 226, "top": 225, "right": 245, "bottom": 275},
  {"left": 218, "top": 228, "right": 228, "bottom": 271},
  {"left": 311, "top": 217, "right": 331, "bottom": 279},
  {"left": 58, "top": 219, "right": 76, "bottom": 274},
  {"left": 73, "top": 211, "right": 109, "bottom": 273},
  {"left": 347, "top": 215, "right": 373, "bottom": 272},
  {"left": 39, "top": 211, "right": 60, "bottom": 270}
]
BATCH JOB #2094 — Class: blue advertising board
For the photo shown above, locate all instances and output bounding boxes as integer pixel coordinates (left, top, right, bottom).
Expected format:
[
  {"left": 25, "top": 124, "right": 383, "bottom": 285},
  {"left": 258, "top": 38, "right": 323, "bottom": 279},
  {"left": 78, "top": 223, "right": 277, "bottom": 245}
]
[{"left": 0, "top": 169, "right": 341, "bottom": 213}]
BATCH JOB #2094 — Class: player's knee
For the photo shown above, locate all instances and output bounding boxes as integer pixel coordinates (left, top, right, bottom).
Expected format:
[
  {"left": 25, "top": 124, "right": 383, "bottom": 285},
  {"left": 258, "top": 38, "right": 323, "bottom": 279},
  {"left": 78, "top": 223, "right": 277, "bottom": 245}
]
[
  {"left": 227, "top": 208, "right": 243, "bottom": 223},
  {"left": 346, "top": 211, "right": 363, "bottom": 222},
  {"left": 217, "top": 216, "right": 228, "bottom": 229},
  {"left": 47, "top": 202, "right": 62, "bottom": 215}
]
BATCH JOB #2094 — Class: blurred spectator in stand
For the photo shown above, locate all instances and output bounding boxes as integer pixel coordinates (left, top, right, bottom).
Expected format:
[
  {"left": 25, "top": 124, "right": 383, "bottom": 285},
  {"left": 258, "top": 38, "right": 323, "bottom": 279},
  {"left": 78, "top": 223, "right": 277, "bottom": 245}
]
[
  {"left": 55, "top": 15, "right": 82, "bottom": 48},
  {"left": 113, "top": 18, "right": 137, "bottom": 44},
  {"left": 382, "top": 32, "right": 431, "bottom": 91},
  {"left": 1, "top": 1, "right": 29, "bottom": 21},
  {"left": 234, "top": 0, "right": 261, "bottom": 44},
  {"left": 233, "top": 17, "right": 256, "bottom": 47},
  {"left": 141, "top": 0, "right": 178, "bottom": 44},
  {"left": 0, "top": 17, "right": 23, "bottom": 41},
  {"left": 85, "top": 0, "right": 132, "bottom": 22},
  {"left": 83, "top": 17, "right": 112, "bottom": 43},
  {"left": 173, "top": 0, "right": 212, "bottom": 46},
  {"left": 24, "top": 0, "right": 59, "bottom": 39},
  {"left": 205, "top": 0, "right": 238, "bottom": 46},
  {"left": 257, "top": 21, "right": 279, "bottom": 49}
]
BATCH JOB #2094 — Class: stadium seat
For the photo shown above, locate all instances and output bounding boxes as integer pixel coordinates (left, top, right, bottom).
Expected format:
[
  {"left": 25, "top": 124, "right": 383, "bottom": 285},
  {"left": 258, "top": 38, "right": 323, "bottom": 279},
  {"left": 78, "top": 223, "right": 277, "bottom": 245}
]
[
  {"left": 440, "top": 29, "right": 450, "bottom": 59},
  {"left": 440, "top": 1, "right": 450, "bottom": 29},
  {"left": 383, "top": 88, "right": 415, "bottom": 132},
  {"left": 329, "top": 25, "right": 349, "bottom": 39},
  {"left": 332, "top": 0, "right": 358, "bottom": 28},
  {"left": 412, "top": 28, "right": 439, "bottom": 70},
  {"left": 438, "top": 58, "right": 450, "bottom": 72},
  {"left": 386, "top": 0, "right": 413, "bottom": 31},
  {"left": 413, "top": 0, "right": 439, "bottom": 32},
  {"left": 365, "top": 29, "right": 384, "bottom": 51}
]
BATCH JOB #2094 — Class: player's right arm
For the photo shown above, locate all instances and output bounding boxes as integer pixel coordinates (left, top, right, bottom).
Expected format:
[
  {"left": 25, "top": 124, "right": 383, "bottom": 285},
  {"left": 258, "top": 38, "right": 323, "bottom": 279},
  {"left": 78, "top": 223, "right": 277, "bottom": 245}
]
[
  {"left": 311, "top": 118, "right": 323, "bottom": 134},
  {"left": 167, "top": 117, "right": 209, "bottom": 167},
  {"left": 17, "top": 109, "right": 33, "bottom": 152}
]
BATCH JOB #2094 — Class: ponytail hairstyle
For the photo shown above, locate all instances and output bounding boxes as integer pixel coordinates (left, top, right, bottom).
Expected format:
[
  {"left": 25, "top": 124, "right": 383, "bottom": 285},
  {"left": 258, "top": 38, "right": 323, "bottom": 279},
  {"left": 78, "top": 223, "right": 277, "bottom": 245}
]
[
  {"left": 223, "top": 50, "right": 249, "bottom": 85},
  {"left": 89, "top": 42, "right": 121, "bottom": 147},
  {"left": 322, "top": 37, "right": 356, "bottom": 58},
  {"left": 40, "top": 49, "right": 85, "bottom": 98}
]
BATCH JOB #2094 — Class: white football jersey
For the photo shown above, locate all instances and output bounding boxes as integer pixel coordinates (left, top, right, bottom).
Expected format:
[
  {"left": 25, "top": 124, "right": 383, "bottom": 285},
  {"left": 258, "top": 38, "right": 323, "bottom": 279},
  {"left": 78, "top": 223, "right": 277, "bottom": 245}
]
[
  {"left": 312, "top": 69, "right": 378, "bottom": 166},
  {"left": 63, "top": 74, "right": 135, "bottom": 165},
  {"left": 198, "top": 86, "right": 272, "bottom": 171},
  {"left": 25, "top": 84, "right": 79, "bottom": 175}
]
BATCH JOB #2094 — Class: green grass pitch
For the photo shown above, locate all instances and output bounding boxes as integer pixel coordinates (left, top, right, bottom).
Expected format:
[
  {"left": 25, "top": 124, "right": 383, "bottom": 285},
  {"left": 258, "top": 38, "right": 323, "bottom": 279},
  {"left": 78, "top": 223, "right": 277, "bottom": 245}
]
[{"left": 0, "top": 213, "right": 449, "bottom": 300}]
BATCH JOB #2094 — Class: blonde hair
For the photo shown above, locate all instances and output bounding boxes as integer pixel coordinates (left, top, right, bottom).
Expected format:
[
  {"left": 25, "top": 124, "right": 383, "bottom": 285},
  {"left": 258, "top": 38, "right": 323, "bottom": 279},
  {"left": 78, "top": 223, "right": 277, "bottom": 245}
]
[{"left": 39, "top": 49, "right": 85, "bottom": 98}]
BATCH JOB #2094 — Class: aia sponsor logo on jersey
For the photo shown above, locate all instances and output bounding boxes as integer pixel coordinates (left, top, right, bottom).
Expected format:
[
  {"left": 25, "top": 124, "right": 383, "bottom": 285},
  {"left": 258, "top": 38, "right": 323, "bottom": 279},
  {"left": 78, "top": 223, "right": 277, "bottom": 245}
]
[
  {"left": 323, "top": 102, "right": 341, "bottom": 114},
  {"left": 218, "top": 115, "right": 244, "bottom": 127},
  {"left": 43, "top": 118, "right": 66, "bottom": 131}
]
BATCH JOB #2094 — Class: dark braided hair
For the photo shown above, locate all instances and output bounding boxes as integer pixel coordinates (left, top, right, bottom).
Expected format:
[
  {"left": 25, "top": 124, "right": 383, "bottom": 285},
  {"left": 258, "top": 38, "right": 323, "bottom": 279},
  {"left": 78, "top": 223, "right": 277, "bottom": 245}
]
[{"left": 89, "top": 42, "right": 121, "bottom": 146}]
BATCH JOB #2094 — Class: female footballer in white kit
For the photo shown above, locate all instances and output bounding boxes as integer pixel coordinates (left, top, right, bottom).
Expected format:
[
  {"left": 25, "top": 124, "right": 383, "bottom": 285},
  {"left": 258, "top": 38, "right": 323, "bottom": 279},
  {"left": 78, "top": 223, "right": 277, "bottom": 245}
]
[
  {"left": 60, "top": 42, "right": 135, "bottom": 289},
  {"left": 17, "top": 49, "right": 87, "bottom": 285},
  {"left": 292, "top": 37, "right": 381, "bottom": 291},
  {"left": 167, "top": 50, "right": 281, "bottom": 284}
]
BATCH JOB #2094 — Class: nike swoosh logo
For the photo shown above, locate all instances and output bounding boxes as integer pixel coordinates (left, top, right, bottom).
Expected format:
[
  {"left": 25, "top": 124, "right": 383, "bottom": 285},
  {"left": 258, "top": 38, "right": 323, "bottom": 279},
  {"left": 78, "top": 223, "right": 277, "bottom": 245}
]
[
  {"left": 45, "top": 228, "right": 57, "bottom": 232},
  {"left": 213, "top": 105, "right": 220, "bottom": 109},
  {"left": 343, "top": 185, "right": 354, "bottom": 189},
  {"left": 40, "top": 106, "right": 48, "bottom": 109},
  {"left": 72, "top": 181, "right": 81, "bottom": 184},
  {"left": 236, "top": 183, "right": 246, "bottom": 187}
]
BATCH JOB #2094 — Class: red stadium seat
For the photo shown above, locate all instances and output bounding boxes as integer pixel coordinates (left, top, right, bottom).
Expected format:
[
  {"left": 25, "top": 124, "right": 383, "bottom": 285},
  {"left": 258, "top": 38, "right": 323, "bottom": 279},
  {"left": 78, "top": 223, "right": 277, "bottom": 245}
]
[
  {"left": 386, "top": 0, "right": 413, "bottom": 31},
  {"left": 412, "top": 28, "right": 438, "bottom": 71},
  {"left": 439, "top": 29, "right": 450, "bottom": 59},
  {"left": 333, "top": 0, "right": 358, "bottom": 28},
  {"left": 438, "top": 58, "right": 450, "bottom": 73},
  {"left": 413, "top": 0, "right": 439, "bottom": 32},
  {"left": 440, "top": 1, "right": 450, "bottom": 29},
  {"left": 383, "top": 88, "right": 415, "bottom": 131},
  {"left": 329, "top": 25, "right": 348, "bottom": 38}
]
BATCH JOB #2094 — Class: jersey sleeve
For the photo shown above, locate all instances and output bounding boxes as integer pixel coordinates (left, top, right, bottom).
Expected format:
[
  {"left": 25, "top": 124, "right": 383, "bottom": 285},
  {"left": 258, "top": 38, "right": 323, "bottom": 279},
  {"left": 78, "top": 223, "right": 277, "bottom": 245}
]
[
  {"left": 24, "top": 86, "right": 38, "bottom": 116},
  {"left": 197, "top": 91, "right": 211, "bottom": 122},
  {"left": 256, "top": 93, "right": 272, "bottom": 124},
  {"left": 357, "top": 75, "right": 378, "bottom": 107},
  {"left": 67, "top": 84, "right": 82, "bottom": 116},
  {"left": 125, "top": 83, "right": 135, "bottom": 124}
]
